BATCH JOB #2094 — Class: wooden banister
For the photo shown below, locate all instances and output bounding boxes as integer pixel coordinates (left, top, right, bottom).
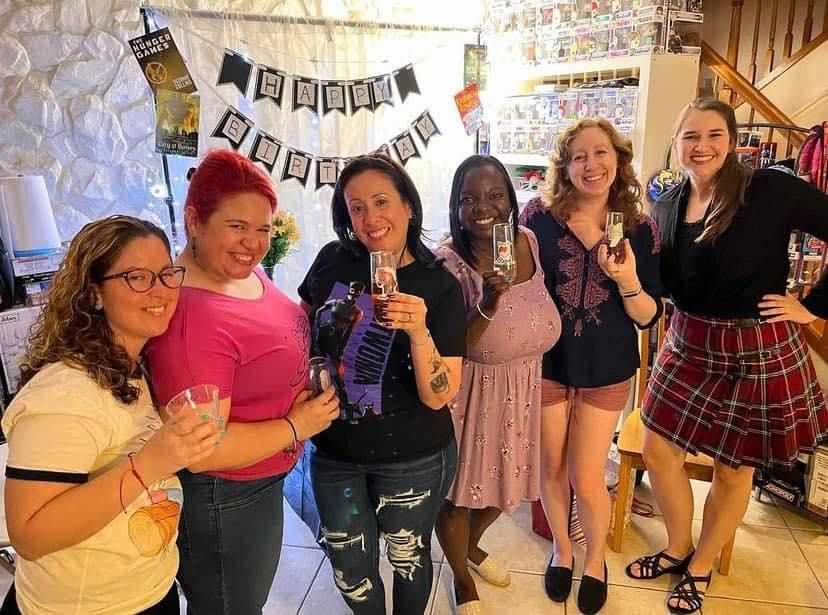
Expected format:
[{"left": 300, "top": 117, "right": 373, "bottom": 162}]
[
  {"left": 783, "top": 0, "right": 796, "bottom": 58},
  {"left": 747, "top": 0, "right": 762, "bottom": 123},
  {"left": 766, "top": 0, "right": 780, "bottom": 73},
  {"left": 700, "top": 41, "right": 805, "bottom": 148},
  {"left": 803, "top": 0, "right": 815, "bottom": 46},
  {"left": 734, "top": 31, "right": 828, "bottom": 110}
]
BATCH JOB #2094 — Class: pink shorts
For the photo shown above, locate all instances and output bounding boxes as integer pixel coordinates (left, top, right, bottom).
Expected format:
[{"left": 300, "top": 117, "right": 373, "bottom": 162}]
[{"left": 541, "top": 378, "right": 632, "bottom": 412}]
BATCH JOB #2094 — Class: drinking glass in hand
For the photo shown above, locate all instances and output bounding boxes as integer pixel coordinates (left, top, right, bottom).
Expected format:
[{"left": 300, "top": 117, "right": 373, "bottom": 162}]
[
  {"left": 370, "top": 251, "right": 398, "bottom": 325},
  {"left": 308, "top": 357, "right": 332, "bottom": 398},
  {"left": 166, "top": 384, "right": 223, "bottom": 429},
  {"left": 492, "top": 223, "right": 516, "bottom": 283},
  {"left": 605, "top": 211, "right": 626, "bottom": 262}
]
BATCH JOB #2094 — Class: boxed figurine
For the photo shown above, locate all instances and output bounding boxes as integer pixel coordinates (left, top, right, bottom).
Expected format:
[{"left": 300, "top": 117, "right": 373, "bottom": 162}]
[
  {"left": 611, "top": 0, "right": 635, "bottom": 20},
  {"left": 596, "top": 88, "right": 617, "bottom": 118},
  {"left": 576, "top": 89, "right": 601, "bottom": 119},
  {"left": 522, "top": 30, "right": 538, "bottom": 63},
  {"left": 667, "top": 10, "right": 703, "bottom": 54},
  {"left": 631, "top": 8, "right": 666, "bottom": 53},
  {"left": 557, "top": 90, "right": 579, "bottom": 122},
  {"left": 590, "top": 20, "right": 611, "bottom": 59},
  {"left": 610, "top": 16, "right": 633, "bottom": 56}
]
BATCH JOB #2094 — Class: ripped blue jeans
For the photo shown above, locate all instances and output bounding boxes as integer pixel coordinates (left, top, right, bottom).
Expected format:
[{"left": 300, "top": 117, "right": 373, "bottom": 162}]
[{"left": 311, "top": 441, "right": 457, "bottom": 615}]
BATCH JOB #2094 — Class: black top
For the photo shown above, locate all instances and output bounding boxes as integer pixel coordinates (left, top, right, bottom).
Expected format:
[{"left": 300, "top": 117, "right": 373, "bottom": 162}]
[
  {"left": 520, "top": 198, "right": 663, "bottom": 388},
  {"left": 298, "top": 241, "right": 466, "bottom": 464},
  {"left": 653, "top": 169, "right": 828, "bottom": 319}
]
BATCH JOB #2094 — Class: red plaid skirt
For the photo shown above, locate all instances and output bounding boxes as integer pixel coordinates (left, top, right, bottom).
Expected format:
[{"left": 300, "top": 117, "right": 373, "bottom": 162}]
[{"left": 642, "top": 310, "right": 828, "bottom": 471}]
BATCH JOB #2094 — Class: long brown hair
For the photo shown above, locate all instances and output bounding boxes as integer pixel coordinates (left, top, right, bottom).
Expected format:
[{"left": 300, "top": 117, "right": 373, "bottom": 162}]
[
  {"left": 672, "top": 98, "right": 752, "bottom": 244},
  {"left": 20, "top": 216, "right": 172, "bottom": 404},
  {"left": 540, "top": 118, "right": 642, "bottom": 232}
]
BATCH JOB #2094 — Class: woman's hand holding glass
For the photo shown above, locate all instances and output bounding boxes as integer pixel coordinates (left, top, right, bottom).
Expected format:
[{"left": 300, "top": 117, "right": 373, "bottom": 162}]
[
  {"left": 598, "top": 239, "right": 639, "bottom": 293},
  {"left": 133, "top": 404, "right": 223, "bottom": 483},
  {"left": 287, "top": 385, "right": 340, "bottom": 441},
  {"left": 479, "top": 271, "right": 511, "bottom": 317},
  {"left": 382, "top": 292, "right": 429, "bottom": 338}
]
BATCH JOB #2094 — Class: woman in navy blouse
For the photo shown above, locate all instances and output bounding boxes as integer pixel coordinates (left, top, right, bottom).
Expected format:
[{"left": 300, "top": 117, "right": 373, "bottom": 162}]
[{"left": 520, "top": 118, "right": 662, "bottom": 614}]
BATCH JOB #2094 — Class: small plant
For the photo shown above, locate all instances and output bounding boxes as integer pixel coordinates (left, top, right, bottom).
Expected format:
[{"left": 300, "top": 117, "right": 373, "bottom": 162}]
[{"left": 261, "top": 209, "right": 300, "bottom": 278}]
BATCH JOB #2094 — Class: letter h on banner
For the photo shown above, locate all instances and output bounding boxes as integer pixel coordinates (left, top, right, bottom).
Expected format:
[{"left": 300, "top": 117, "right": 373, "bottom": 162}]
[{"left": 254, "top": 64, "right": 286, "bottom": 107}]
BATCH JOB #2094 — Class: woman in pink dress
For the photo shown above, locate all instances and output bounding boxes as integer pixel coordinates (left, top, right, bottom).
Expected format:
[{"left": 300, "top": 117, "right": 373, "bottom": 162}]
[{"left": 435, "top": 155, "right": 561, "bottom": 615}]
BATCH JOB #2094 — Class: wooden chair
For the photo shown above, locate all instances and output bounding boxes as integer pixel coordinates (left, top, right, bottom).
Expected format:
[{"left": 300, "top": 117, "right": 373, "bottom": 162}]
[{"left": 607, "top": 317, "right": 736, "bottom": 575}]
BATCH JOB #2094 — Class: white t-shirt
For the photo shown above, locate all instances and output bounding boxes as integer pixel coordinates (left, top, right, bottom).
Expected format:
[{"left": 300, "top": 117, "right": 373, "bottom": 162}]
[{"left": 2, "top": 362, "right": 181, "bottom": 614}]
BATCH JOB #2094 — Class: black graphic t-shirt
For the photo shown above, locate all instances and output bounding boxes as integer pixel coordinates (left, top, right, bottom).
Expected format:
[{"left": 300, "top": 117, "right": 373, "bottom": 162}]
[{"left": 298, "top": 241, "right": 466, "bottom": 463}]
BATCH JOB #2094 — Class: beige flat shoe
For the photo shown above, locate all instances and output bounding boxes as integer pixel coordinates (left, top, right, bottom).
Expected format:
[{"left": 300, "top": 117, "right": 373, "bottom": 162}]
[
  {"left": 456, "top": 599, "right": 486, "bottom": 615},
  {"left": 468, "top": 555, "right": 511, "bottom": 587}
]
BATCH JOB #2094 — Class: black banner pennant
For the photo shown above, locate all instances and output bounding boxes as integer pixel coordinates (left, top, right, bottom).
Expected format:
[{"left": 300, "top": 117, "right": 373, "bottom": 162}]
[
  {"left": 390, "top": 130, "right": 421, "bottom": 165},
  {"left": 292, "top": 76, "right": 320, "bottom": 114},
  {"left": 315, "top": 157, "right": 340, "bottom": 190},
  {"left": 412, "top": 110, "right": 441, "bottom": 146},
  {"left": 281, "top": 148, "right": 313, "bottom": 186},
  {"left": 393, "top": 64, "right": 420, "bottom": 102},
  {"left": 217, "top": 49, "right": 253, "bottom": 96},
  {"left": 372, "top": 143, "right": 392, "bottom": 159},
  {"left": 370, "top": 74, "right": 394, "bottom": 109},
  {"left": 320, "top": 80, "right": 348, "bottom": 116},
  {"left": 247, "top": 130, "right": 282, "bottom": 174},
  {"left": 254, "top": 64, "right": 286, "bottom": 107},
  {"left": 348, "top": 80, "right": 374, "bottom": 115},
  {"left": 210, "top": 106, "right": 254, "bottom": 150}
]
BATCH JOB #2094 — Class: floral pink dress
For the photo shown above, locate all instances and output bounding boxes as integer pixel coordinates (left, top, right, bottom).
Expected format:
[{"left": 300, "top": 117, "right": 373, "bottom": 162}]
[{"left": 435, "top": 228, "right": 561, "bottom": 512}]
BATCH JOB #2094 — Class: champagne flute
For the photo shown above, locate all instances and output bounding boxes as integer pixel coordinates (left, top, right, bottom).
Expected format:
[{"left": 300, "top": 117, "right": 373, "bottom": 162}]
[
  {"left": 370, "top": 251, "right": 398, "bottom": 325},
  {"left": 308, "top": 357, "right": 332, "bottom": 398},
  {"left": 605, "top": 211, "right": 626, "bottom": 262},
  {"left": 492, "top": 223, "right": 516, "bottom": 283}
]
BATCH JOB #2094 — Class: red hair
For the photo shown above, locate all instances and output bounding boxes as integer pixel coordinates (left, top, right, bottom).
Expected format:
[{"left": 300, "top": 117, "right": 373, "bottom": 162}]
[{"left": 185, "top": 149, "right": 278, "bottom": 223}]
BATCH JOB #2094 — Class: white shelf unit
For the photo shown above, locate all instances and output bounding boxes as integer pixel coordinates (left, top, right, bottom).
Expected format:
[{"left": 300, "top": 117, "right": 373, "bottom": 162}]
[{"left": 491, "top": 53, "right": 701, "bottom": 211}]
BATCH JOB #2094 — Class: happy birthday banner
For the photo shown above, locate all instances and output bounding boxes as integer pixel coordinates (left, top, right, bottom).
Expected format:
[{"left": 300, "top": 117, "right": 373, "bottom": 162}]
[
  {"left": 211, "top": 107, "right": 441, "bottom": 189},
  {"left": 217, "top": 49, "right": 421, "bottom": 115}
]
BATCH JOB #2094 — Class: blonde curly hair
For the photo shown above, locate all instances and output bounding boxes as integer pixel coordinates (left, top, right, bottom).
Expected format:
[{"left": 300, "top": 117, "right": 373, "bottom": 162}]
[
  {"left": 20, "top": 215, "right": 172, "bottom": 404},
  {"left": 540, "top": 117, "right": 642, "bottom": 232}
]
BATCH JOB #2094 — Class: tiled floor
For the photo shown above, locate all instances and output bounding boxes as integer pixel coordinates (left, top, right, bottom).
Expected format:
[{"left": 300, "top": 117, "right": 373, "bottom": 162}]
[{"left": 1, "top": 477, "right": 826, "bottom": 614}]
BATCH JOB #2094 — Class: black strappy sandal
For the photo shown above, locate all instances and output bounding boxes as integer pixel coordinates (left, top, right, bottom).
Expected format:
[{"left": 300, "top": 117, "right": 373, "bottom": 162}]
[
  {"left": 667, "top": 569, "right": 711, "bottom": 615},
  {"left": 624, "top": 549, "right": 694, "bottom": 580}
]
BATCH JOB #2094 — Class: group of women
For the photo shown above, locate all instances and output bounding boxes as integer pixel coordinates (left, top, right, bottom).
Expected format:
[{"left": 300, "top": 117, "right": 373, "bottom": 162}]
[{"left": 1, "top": 97, "right": 826, "bottom": 615}]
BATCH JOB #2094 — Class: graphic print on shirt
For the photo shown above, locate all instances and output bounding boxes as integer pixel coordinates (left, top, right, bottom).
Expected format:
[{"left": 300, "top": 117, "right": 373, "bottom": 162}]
[
  {"left": 313, "top": 281, "right": 397, "bottom": 420},
  {"left": 555, "top": 235, "right": 610, "bottom": 336},
  {"left": 289, "top": 314, "right": 311, "bottom": 387}
]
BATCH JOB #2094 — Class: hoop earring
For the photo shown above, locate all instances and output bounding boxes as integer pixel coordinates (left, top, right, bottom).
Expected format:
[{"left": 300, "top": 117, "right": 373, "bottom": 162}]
[
  {"left": 346, "top": 229, "right": 356, "bottom": 241},
  {"left": 94, "top": 302, "right": 103, "bottom": 311}
]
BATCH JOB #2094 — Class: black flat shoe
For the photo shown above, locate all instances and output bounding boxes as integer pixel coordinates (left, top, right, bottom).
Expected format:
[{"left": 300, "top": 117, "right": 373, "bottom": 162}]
[
  {"left": 577, "top": 562, "right": 608, "bottom": 615},
  {"left": 544, "top": 555, "right": 574, "bottom": 602}
]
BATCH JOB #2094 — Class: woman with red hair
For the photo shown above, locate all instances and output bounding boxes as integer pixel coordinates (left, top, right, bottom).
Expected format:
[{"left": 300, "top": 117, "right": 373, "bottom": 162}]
[{"left": 146, "top": 149, "right": 339, "bottom": 613}]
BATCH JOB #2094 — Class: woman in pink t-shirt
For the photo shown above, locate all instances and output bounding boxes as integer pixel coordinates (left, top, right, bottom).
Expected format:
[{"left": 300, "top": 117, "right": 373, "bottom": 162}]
[{"left": 146, "top": 150, "right": 339, "bottom": 614}]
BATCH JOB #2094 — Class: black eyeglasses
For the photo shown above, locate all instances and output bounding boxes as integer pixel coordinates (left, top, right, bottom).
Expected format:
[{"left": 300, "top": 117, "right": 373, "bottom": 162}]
[{"left": 98, "top": 266, "right": 186, "bottom": 293}]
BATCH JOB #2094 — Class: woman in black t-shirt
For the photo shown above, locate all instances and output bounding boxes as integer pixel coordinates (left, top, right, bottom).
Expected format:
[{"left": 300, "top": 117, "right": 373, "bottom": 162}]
[
  {"left": 627, "top": 99, "right": 828, "bottom": 615},
  {"left": 520, "top": 118, "right": 662, "bottom": 615},
  {"left": 298, "top": 155, "right": 466, "bottom": 615}
]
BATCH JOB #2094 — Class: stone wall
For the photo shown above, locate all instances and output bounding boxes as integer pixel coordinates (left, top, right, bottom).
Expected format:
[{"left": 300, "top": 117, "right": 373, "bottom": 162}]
[{"left": 0, "top": 0, "right": 166, "bottom": 241}]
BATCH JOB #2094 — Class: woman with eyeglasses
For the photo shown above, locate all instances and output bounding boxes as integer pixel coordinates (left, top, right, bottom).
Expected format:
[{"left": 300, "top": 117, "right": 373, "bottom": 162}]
[
  {"left": 1, "top": 216, "right": 221, "bottom": 614},
  {"left": 146, "top": 149, "right": 339, "bottom": 614}
]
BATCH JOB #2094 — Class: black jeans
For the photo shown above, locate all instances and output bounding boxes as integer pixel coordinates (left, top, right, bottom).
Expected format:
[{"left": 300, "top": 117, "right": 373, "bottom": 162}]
[
  {"left": 176, "top": 470, "right": 285, "bottom": 615},
  {"left": 311, "top": 440, "right": 458, "bottom": 615}
]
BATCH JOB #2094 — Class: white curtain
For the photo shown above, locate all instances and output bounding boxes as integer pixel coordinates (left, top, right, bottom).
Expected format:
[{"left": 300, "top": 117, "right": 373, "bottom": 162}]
[{"left": 148, "top": 6, "right": 478, "bottom": 298}]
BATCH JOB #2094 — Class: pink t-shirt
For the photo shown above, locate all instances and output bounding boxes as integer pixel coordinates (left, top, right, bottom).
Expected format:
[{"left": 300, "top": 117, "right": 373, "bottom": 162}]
[{"left": 146, "top": 268, "right": 310, "bottom": 481}]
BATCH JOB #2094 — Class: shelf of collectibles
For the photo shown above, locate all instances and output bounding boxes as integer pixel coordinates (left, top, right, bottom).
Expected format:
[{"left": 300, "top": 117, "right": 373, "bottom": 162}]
[{"left": 486, "top": 0, "right": 702, "bottom": 211}]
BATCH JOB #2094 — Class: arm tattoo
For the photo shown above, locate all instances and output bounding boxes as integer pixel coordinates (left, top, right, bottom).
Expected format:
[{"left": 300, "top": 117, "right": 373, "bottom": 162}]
[{"left": 428, "top": 348, "right": 450, "bottom": 394}]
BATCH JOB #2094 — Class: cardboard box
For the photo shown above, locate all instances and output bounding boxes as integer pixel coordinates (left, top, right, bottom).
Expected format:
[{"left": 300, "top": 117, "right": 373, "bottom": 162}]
[
  {"left": 667, "top": 10, "right": 703, "bottom": 54},
  {"left": 590, "top": 21, "right": 611, "bottom": 59},
  {"left": 632, "top": 9, "right": 666, "bottom": 53},
  {"left": 610, "top": 16, "right": 633, "bottom": 56},
  {"left": 806, "top": 447, "right": 828, "bottom": 517}
]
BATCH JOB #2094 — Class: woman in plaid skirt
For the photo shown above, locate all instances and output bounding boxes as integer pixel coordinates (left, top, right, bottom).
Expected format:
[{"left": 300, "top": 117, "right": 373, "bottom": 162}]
[{"left": 626, "top": 99, "right": 828, "bottom": 614}]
